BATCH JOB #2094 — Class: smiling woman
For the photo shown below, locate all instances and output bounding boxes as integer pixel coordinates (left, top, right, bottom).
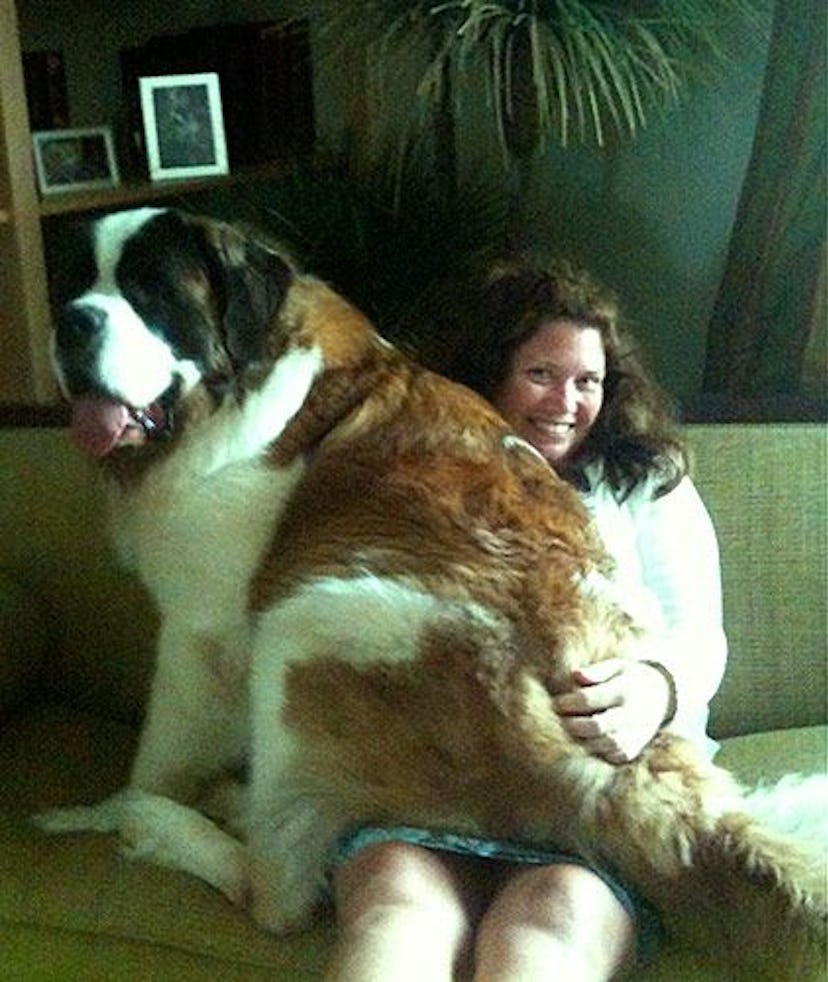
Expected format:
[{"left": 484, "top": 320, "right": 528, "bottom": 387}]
[
  {"left": 448, "top": 256, "right": 687, "bottom": 495},
  {"left": 493, "top": 321, "right": 606, "bottom": 468}
]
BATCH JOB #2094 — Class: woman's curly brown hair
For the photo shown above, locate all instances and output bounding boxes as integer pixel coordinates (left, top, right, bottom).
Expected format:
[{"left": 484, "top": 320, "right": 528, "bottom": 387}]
[{"left": 447, "top": 257, "right": 688, "bottom": 498}]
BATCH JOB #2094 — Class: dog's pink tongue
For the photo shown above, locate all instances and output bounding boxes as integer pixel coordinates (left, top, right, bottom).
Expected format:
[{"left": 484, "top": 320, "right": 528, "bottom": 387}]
[{"left": 70, "top": 397, "right": 130, "bottom": 457}]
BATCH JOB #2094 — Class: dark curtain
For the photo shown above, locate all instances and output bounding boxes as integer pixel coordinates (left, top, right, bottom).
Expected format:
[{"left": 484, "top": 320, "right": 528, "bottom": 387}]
[{"left": 703, "top": 0, "right": 826, "bottom": 403}]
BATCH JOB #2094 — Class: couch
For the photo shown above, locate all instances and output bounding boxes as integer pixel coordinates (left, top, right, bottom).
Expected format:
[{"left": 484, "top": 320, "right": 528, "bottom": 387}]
[{"left": 1, "top": 422, "right": 825, "bottom": 980}]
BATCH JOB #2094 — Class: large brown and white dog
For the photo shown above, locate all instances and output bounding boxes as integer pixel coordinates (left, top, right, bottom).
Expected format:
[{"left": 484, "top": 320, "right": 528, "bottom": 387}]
[{"left": 39, "top": 208, "right": 824, "bottom": 978}]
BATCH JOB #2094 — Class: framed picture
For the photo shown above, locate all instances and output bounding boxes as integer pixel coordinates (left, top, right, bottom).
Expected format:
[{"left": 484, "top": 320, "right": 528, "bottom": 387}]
[
  {"left": 139, "top": 72, "right": 229, "bottom": 181},
  {"left": 31, "top": 127, "right": 120, "bottom": 194}
]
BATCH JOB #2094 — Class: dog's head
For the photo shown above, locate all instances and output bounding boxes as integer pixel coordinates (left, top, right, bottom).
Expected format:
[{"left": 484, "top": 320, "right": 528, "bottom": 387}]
[{"left": 52, "top": 207, "right": 295, "bottom": 457}]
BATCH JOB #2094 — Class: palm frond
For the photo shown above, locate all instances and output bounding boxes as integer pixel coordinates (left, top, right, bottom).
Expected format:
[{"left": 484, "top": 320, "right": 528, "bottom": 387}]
[{"left": 318, "top": 0, "right": 768, "bottom": 160}]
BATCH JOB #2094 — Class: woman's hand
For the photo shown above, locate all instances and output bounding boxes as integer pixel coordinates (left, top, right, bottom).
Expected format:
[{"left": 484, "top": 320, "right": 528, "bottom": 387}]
[{"left": 552, "top": 658, "right": 673, "bottom": 764}]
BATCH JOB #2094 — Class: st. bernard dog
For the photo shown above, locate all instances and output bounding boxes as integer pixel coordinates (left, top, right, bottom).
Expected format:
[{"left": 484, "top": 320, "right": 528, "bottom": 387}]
[{"left": 38, "top": 207, "right": 823, "bottom": 978}]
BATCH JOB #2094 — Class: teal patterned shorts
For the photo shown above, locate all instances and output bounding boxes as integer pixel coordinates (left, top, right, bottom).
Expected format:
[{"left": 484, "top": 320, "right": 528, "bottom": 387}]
[{"left": 332, "top": 825, "right": 663, "bottom": 962}]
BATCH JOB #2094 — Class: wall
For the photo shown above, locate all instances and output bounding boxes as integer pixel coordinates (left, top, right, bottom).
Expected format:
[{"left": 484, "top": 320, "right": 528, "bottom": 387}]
[
  {"left": 16, "top": 0, "right": 774, "bottom": 403},
  {"left": 447, "top": 14, "right": 774, "bottom": 401},
  {"left": 534, "top": 44, "right": 772, "bottom": 400},
  {"left": 19, "top": 1, "right": 227, "bottom": 127}
]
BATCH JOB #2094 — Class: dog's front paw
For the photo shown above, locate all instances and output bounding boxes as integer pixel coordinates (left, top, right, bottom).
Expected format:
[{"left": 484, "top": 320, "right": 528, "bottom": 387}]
[{"left": 32, "top": 793, "right": 128, "bottom": 834}]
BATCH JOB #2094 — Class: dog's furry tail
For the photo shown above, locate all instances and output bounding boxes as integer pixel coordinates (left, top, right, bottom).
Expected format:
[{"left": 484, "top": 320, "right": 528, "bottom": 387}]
[
  {"left": 631, "top": 791, "right": 827, "bottom": 982},
  {"left": 691, "top": 808, "right": 827, "bottom": 980},
  {"left": 567, "top": 741, "right": 827, "bottom": 981},
  {"left": 741, "top": 772, "right": 828, "bottom": 864}
]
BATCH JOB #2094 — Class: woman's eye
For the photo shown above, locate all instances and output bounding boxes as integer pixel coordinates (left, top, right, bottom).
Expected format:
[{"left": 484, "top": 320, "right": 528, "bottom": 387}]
[
  {"left": 526, "top": 367, "right": 554, "bottom": 383},
  {"left": 578, "top": 375, "right": 603, "bottom": 392}
]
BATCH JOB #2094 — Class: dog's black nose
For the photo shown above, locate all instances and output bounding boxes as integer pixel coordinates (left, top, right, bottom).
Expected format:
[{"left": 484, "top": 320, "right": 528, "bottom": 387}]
[{"left": 55, "top": 303, "right": 107, "bottom": 351}]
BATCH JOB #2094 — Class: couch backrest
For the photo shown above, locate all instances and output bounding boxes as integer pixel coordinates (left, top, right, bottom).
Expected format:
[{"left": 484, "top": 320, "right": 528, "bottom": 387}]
[
  {"left": 688, "top": 423, "right": 827, "bottom": 737},
  {"left": 0, "top": 429, "right": 155, "bottom": 721},
  {"left": 1, "top": 424, "right": 826, "bottom": 736}
]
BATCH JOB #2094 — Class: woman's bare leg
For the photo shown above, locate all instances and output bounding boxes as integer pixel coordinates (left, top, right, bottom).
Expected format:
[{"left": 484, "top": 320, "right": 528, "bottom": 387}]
[
  {"left": 327, "top": 842, "right": 481, "bottom": 982},
  {"left": 474, "top": 863, "right": 636, "bottom": 981}
]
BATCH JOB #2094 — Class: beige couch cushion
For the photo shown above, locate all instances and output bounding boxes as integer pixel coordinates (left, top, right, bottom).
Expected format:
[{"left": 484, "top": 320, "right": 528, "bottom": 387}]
[
  {"left": 1, "top": 703, "right": 823, "bottom": 981},
  {"left": 0, "top": 570, "right": 48, "bottom": 716},
  {"left": 689, "top": 424, "right": 827, "bottom": 737}
]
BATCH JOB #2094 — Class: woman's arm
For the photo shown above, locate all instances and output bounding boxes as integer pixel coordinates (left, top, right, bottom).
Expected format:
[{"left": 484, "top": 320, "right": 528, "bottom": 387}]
[
  {"left": 554, "top": 476, "right": 727, "bottom": 763},
  {"left": 630, "top": 475, "right": 728, "bottom": 739}
]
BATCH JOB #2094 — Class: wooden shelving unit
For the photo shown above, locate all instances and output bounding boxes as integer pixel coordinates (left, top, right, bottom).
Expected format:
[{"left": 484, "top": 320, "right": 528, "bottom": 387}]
[
  {"left": 0, "top": 0, "right": 54, "bottom": 403},
  {"left": 0, "top": 0, "right": 298, "bottom": 407},
  {"left": 37, "top": 162, "right": 286, "bottom": 217}
]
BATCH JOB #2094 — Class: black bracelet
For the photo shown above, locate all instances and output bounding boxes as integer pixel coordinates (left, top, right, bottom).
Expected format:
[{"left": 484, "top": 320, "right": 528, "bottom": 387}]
[{"left": 642, "top": 660, "right": 678, "bottom": 725}]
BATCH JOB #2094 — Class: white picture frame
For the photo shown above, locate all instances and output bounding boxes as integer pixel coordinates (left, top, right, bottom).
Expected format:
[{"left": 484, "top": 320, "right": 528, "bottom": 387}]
[
  {"left": 139, "top": 72, "right": 229, "bottom": 181},
  {"left": 31, "top": 127, "right": 120, "bottom": 194}
]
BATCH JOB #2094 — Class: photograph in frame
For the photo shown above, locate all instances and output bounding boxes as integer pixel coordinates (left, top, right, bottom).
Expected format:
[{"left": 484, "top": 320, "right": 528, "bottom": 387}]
[
  {"left": 139, "top": 72, "right": 229, "bottom": 181},
  {"left": 31, "top": 127, "right": 120, "bottom": 194}
]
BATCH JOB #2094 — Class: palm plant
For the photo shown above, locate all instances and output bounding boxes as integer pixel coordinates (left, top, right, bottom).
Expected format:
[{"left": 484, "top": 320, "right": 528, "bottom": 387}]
[
  {"left": 320, "top": 0, "right": 765, "bottom": 169},
  {"left": 203, "top": 1, "right": 767, "bottom": 363}
]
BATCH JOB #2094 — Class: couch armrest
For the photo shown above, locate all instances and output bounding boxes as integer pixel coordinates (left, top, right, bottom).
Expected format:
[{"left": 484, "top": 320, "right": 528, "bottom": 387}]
[{"left": 0, "top": 570, "right": 49, "bottom": 718}]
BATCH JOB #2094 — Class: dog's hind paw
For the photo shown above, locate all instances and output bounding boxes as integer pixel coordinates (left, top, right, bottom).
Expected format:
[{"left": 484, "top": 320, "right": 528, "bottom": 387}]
[
  {"left": 251, "top": 896, "right": 317, "bottom": 937},
  {"left": 121, "top": 791, "right": 249, "bottom": 906},
  {"left": 249, "top": 861, "right": 320, "bottom": 937}
]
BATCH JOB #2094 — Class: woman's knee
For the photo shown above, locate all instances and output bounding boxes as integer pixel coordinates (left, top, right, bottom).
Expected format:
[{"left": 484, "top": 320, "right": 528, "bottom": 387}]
[
  {"left": 495, "top": 863, "right": 630, "bottom": 931},
  {"left": 329, "top": 842, "right": 476, "bottom": 980},
  {"left": 475, "top": 863, "right": 636, "bottom": 978},
  {"left": 333, "top": 841, "right": 469, "bottom": 927}
]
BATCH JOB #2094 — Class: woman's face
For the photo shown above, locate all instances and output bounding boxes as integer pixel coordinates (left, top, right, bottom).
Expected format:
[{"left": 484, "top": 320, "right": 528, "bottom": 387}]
[{"left": 493, "top": 320, "right": 606, "bottom": 467}]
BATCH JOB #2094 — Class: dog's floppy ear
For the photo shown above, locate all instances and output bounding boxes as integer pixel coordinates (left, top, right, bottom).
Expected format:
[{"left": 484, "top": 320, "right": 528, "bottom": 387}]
[{"left": 203, "top": 220, "right": 294, "bottom": 367}]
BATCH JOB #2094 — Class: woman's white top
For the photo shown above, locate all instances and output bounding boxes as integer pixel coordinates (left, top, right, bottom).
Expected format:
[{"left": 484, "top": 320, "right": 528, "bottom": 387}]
[{"left": 580, "top": 466, "right": 727, "bottom": 759}]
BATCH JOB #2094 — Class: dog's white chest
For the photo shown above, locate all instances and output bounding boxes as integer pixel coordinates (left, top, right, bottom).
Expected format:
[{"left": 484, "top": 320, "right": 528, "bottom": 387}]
[
  {"left": 114, "top": 457, "right": 301, "bottom": 630},
  {"left": 107, "top": 350, "right": 320, "bottom": 631}
]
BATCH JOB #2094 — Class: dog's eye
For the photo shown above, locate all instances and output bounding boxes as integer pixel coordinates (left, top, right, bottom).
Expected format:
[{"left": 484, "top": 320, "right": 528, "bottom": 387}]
[
  {"left": 120, "top": 277, "right": 151, "bottom": 311},
  {"left": 121, "top": 276, "right": 178, "bottom": 330}
]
